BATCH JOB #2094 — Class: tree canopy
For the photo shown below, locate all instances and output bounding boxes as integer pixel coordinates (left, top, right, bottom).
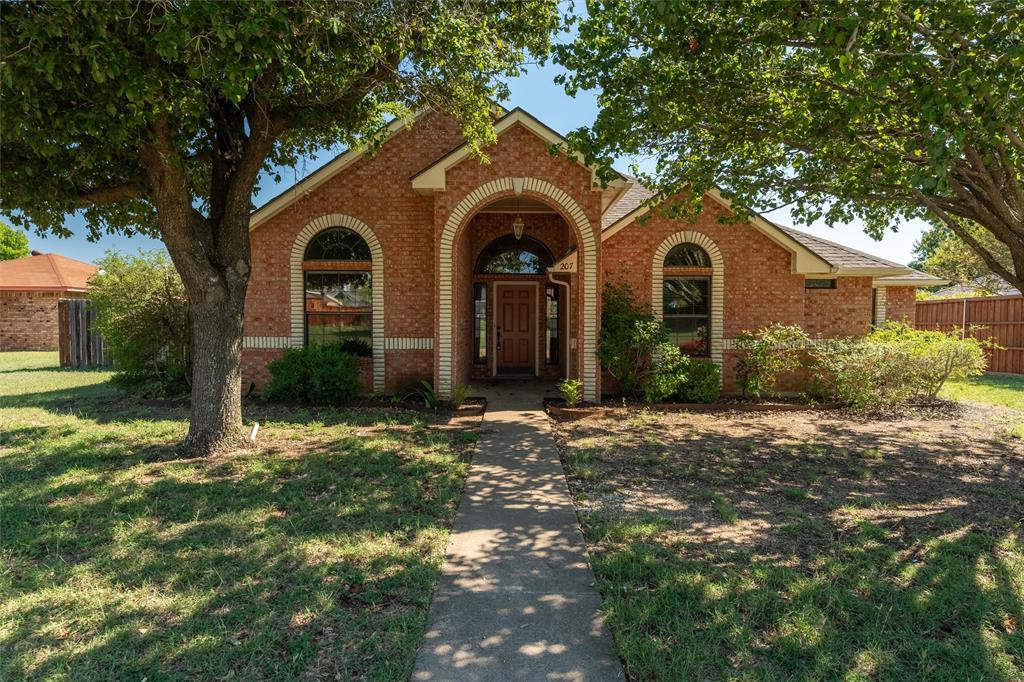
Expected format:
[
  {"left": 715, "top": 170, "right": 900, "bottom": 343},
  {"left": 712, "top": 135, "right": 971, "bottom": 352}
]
[
  {"left": 0, "top": 220, "right": 30, "bottom": 260},
  {"left": 556, "top": 0, "right": 1024, "bottom": 290},
  {"left": 1, "top": 0, "right": 558, "bottom": 452},
  {"left": 911, "top": 224, "right": 1014, "bottom": 293}
]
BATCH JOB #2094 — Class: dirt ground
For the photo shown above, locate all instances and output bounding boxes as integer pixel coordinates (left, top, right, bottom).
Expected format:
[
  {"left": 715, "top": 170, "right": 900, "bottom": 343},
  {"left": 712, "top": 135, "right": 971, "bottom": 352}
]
[{"left": 551, "top": 402, "right": 1024, "bottom": 561}]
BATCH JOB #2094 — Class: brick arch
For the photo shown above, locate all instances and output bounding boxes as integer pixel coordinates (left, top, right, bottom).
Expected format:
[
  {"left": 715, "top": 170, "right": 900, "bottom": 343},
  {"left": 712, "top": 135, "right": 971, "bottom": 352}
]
[
  {"left": 291, "top": 214, "right": 385, "bottom": 392},
  {"left": 652, "top": 231, "right": 725, "bottom": 368},
  {"left": 437, "top": 177, "right": 598, "bottom": 400}
]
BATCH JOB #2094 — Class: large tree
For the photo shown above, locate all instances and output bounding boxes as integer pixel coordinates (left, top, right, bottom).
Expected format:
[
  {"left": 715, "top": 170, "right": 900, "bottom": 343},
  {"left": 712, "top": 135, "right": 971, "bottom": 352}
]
[
  {"left": 2, "top": 0, "right": 557, "bottom": 453},
  {"left": 911, "top": 224, "right": 1014, "bottom": 293},
  {"left": 0, "top": 220, "right": 30, "bottom": 260},
  {"left": 556, "top": 0, "right": 1023, "bottom": 290}
]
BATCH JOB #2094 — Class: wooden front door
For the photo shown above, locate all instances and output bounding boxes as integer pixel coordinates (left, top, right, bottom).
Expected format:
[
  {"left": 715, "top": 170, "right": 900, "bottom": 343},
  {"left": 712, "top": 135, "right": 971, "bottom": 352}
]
[{"left": 496, "top": 284, "right": 536, "bottom": 373}]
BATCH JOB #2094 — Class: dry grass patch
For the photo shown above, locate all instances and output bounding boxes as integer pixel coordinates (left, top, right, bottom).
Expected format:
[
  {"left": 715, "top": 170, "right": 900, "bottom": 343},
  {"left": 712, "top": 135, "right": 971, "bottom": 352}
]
[{"left": 553, "top": 403, "right": 1023, "bottom": 681}]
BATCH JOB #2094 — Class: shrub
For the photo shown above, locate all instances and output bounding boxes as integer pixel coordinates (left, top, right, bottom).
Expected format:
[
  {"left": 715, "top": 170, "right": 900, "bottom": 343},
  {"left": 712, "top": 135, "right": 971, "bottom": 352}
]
[
  {"left": 675, "top": 360, "right": 721, "bottom": 403},
  {"left": 867, "top": 322, "right": 987, "bottom": 399},
  {"left": 450, "top": 384, "right": 473, "bottom": 408},
  {"left": 598, "top": 282, "right": 667, "bottom": 396},
  {"left": 644, "top": 349, "right": 722, "bottom": 404},
  {"left": 810, "top": 339, "right": 916, "bottom": 411},
  {"left": 642, "top": 344, "right": 689, "bottom": 403},
  {"left": 810, "top": 323, "right": 987, "bottom": 411},
  {"left": 263, "top": 343, "right": 362, "bottom": 404},
  {"left": 88, "top": 250, "right": 190, "bottom": 397},
  {"left": 734, "top": 324, "right": 810, "bottom": 398},
  {"left": 557, "top": 378, "right": 584, "bottom": 407}
]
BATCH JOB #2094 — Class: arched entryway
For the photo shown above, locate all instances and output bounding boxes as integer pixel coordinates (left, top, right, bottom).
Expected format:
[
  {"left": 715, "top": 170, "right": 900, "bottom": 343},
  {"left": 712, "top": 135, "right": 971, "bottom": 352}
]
[{"left": 436, "top": 177, "right": 599, "bottom": 401}]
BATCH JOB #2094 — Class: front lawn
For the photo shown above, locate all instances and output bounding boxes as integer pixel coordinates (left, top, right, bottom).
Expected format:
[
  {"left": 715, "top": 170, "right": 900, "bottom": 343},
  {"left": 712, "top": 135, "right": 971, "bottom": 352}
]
[
  {"left": 0, "top": 352, "right": 476, "bottom": 680},
  {"left": 941, "top": 373, "right": 1024, "bottom": 409},
  {"left": 553, "top": 404, "right": 1024, "bottom": 681}
]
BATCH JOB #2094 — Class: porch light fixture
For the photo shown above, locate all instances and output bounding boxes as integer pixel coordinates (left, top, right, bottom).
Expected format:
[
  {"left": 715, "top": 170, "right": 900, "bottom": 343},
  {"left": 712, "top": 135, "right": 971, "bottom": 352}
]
[
  {"left": 512, "top": 214, "right": 525, "bottom": 240},
  {"left": 512, "top": 195, "right": 525, "bottom": 239}
]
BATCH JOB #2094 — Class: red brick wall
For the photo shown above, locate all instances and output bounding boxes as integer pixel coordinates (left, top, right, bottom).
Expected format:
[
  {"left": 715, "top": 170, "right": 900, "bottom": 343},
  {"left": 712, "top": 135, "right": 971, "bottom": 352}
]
[
  {"left": 0, "top": 291, "right": 85, "bottom": 351},
  {"left": 243, "top": 110, "right": 467, "bottom": 390},
  {"left": 804, "top": 277, "right": 873, "bottom": 338},
  {"left": 436, "top": 124, "right": 603, "bottom": 393},
  {"left": 885, "top": 286, "right": 917, "bottom": 323},
  {"left": 602, "top": 203, "right": 887, "bottom": 392}
]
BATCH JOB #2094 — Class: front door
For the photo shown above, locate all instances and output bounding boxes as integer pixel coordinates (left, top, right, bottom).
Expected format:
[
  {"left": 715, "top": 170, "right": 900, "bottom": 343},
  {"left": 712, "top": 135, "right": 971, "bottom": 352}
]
[{"left": 496, "top": 284, "right": 536, "bottom": 374}]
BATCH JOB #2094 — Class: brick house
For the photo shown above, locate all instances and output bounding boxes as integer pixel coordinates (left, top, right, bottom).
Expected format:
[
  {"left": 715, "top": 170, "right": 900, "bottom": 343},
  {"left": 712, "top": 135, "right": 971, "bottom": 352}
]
[
  {"left": 0, "top": 251, "right": 97, "bottom": 351},
  {"left": 244, "top": 107, "right": 945, "bottom": 399}
]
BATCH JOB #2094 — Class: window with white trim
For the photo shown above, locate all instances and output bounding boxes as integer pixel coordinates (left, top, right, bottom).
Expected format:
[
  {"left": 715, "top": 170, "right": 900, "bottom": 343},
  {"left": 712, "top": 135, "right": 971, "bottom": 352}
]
[
  {"left": 303, "top": 228, "right": 372, "bottom": 353},
  {"left": 663, "top": 244, "right": 711, "bottom": 357}
]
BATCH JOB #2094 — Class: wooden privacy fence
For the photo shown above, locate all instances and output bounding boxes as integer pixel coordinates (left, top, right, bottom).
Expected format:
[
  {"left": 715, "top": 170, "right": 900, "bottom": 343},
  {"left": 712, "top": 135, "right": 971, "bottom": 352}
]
[
  {"left": 915, "top": 294, "right": 1023, "bottom": 375},
  {"left": 59, "top": 298, "right": 110, "bottom": 368}
]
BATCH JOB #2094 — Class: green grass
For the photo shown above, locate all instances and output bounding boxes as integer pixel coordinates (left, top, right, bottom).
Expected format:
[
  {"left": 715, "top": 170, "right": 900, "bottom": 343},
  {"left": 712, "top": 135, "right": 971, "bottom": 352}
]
[
  {"left": 942, "top": 373, "right": 1024, "bottom": 409},
  {"left": 0, "top": 352, "right": 475, "bottom": 680}
]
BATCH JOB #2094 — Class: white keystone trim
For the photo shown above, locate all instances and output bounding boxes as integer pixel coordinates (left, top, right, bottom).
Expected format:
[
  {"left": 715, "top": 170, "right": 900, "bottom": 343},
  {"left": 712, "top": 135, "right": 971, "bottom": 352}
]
[
  {"left": 873, "top": 287, "right": 887, "bottom": 327},
  {"left": 437, "top": 176, "right": 600, "bottom": 401},
  {"left": 385, "top": 337, "right": 433, "bottom": 350},
  {"left": 653, "top": 231, "right": 725, "bottom": 369},
  {"left": 291, "top": 214, "right": 385, "bottom": 392},
  {"left": 243, "top": 336, "right": 292, "bottom": 349}
]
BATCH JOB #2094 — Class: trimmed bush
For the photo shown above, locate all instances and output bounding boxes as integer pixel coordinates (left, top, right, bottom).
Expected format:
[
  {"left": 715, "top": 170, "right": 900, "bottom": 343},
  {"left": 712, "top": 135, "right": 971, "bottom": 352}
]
[
  {"left": 675, "top": 359, "right": 721, "bottom": 403},
  {"left": 88, "top": 250, "right": 190, "bottom": 397},
  {"left": 644, "top": 349, "right": 722, "bottom": 404},
  {"left": 263, "top": 343, "right": 363, "bottom": 404},
  {"left": 734, "top": 324, "right": 810, "bottom": 398},
  {"left": 811, "top": 323, "right": 987, "bottom": 411}
]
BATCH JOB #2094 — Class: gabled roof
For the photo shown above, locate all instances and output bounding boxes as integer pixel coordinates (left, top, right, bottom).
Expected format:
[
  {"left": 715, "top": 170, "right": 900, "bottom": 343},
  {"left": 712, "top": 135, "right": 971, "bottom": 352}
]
[
  {"left": 250, "top": 107, "right": 444, "bottom": 230},
  {"left": 600, "top": 180, "right": 936, "bottom": 279},
  {"left": 411, "top": 107, "right": 629, "bottom": 194},
  {"left": 0, "top": 252, "right": 97, "bottom": 292}
]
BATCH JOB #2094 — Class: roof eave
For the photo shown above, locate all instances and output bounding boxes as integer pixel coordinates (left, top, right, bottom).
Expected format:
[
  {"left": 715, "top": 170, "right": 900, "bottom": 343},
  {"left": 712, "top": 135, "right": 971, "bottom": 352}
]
[{"left": 410, "top": 107, "right": 628, "bottom": 195}]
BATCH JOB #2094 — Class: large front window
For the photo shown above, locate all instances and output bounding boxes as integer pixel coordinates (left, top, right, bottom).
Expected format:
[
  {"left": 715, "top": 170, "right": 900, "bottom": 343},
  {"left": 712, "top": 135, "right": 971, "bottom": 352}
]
[
  {"left": 304, "top": 228, "right": 372, "bottom": 351},
  {"left": 663, "top": 277, "right": 710, "bottom": 356},
  {"left": 663, "top": 242, "right": 712, "bottom": 357}
]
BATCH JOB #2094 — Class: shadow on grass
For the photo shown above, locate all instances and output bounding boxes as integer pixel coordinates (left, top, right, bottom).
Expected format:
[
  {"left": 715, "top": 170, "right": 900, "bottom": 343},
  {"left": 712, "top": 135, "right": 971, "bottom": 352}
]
[
  {"left": 557, "top": 410, "right": 1024, "bottom": 681},
  {"left": 1, "top": 384, "right": 474, "bottom": 680}
]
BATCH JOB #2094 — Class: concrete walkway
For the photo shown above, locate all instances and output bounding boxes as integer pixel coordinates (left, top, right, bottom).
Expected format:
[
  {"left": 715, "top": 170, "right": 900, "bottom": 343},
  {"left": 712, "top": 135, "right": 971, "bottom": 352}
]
[{"left": 412, "top": 382, "right": 623, "bottom": 681}]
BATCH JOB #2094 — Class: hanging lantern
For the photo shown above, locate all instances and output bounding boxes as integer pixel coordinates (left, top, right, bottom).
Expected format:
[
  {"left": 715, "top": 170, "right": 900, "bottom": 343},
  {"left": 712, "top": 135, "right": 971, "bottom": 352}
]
[{"left": 511, "top": 193, "right": 525, "bottom": 239}]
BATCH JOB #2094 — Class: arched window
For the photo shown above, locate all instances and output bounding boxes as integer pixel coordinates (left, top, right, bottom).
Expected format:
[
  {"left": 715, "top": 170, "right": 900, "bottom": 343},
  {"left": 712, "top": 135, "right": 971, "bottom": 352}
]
[
  {"left": 663, "top": 243, "right": 711, "bottom": 357},
  {"left": 664, "top": 243, "right": 711, "bottom": 267},
  {"left": 303, "top": 228, "right": 372, "bottom": 352},
  {"left": 304, "top": 227, "right": 372, "bottom": 261},
  {"left": 474, "top": 235, "right": 554, "bottom": 274}
]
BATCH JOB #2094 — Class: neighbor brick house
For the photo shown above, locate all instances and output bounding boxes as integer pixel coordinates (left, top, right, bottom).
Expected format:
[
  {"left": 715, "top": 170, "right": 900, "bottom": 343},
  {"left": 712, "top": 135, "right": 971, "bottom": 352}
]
[
  {"left": 243, "top": 107, "right": 945, "bottom": 398},
  {"left": 0, "top": 251, "right": 97, "bottom": 351}
]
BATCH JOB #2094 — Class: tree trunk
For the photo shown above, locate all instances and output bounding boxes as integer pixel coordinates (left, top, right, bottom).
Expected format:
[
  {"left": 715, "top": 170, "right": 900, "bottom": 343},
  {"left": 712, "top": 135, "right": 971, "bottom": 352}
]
[{"left": 185, "top": 283, "right": 248, "bottom": 454}]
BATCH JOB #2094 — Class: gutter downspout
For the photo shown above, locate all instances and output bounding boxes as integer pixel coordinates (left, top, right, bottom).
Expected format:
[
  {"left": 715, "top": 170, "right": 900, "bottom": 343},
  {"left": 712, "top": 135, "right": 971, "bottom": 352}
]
[{"left": 547, "top": 271, "right": 571, "bottom": 380}]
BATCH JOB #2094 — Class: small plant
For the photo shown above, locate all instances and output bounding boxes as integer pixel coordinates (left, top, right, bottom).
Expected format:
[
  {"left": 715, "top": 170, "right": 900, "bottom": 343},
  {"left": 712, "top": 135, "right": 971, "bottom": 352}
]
[
  {"left": 264, "top": 343, "right": 362, "bottom": 404},
  {"left": 734, "top": 323, "right": 810, "bottom": 398},
  {"left": 334, "top": 337, "right": 373, "bottom": 357},
  {"left": 450, "top": 383, "right": 474, "bottom": 408},
  {"left": 558, "top": 378, "right": 584, "bottom": 407},
  {"left": 407, "top": 379, "right": 440, "bottom": 410}
]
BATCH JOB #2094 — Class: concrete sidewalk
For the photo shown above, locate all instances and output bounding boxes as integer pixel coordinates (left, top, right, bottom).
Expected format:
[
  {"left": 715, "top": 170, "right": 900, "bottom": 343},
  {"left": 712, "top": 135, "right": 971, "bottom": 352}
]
[{"left": 412, "top": 382, "right": 623, "bottom": 681}]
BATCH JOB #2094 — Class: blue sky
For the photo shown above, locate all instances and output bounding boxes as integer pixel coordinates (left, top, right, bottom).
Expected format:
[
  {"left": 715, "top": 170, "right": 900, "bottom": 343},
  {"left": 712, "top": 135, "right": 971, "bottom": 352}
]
[{"left": 18, "top": 59, "right": 928, "bottom": 267}]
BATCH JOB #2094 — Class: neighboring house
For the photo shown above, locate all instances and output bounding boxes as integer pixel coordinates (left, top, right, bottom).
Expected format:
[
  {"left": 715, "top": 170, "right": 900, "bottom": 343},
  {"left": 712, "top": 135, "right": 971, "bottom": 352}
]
[
  {"left": 0, "top": 251, "right": 97, "bottom": 351},
  {"left": 243, "top": 107, "right": 946, "bottom": 398},
  {"left": 931, "top": 276, "right": 1020, "bottom": 299}
]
